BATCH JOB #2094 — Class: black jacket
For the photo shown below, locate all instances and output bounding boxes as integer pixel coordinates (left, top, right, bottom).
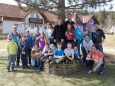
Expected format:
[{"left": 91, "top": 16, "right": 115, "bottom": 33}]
[
  {"left": 19, "top": 40, "right": 28, "bottom": 55},
  {"left": 54, "top": 24, "right": 66, "bottom": 39},
  {"left": 92, "top": 29, "right": 106, "bottom": 44},
  {"left": 64, "top": 20, "right": 74, "bottom": 29}
]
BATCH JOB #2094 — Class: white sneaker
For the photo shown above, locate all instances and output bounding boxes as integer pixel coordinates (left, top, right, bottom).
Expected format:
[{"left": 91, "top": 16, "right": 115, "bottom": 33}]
[{"left": 88, "top": 70, "right": 92, "bottom": 74}]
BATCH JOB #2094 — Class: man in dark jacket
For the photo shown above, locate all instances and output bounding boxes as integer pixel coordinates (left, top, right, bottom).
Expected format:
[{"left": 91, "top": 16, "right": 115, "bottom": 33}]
[
  {"left": 64, "top": 14, "right": 74, "bottom": 29},
  {"left": 8, "top": 26, "right": 21, "bottom": 67},
  {"left": 92, "top": 23, "right": 106, "bottom": 52},
  {"left": 54, "top": 18, "right": 66, "bottom": 49},
  {"left": 54, "top": 18, "right": 65, "bottom": 43}
]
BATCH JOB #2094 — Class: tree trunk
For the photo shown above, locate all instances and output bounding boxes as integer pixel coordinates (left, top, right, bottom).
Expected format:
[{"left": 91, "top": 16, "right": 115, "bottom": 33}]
[{"left": 58, "top": 0, "right": 65, "bottom": 22}]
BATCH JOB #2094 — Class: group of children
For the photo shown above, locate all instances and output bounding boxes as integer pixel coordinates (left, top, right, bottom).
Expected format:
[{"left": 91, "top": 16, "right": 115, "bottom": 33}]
[
  {"left": 31, "top": 42, "right": 81, "bottom": 72},
  {"left": 7, "top": 33, "right": 81, "bottom": 72}
]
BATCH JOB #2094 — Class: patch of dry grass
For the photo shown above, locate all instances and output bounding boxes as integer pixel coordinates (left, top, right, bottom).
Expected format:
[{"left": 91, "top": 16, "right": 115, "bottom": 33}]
[{"left": 103, "top": 34, "right": 115, "bottom": 48}]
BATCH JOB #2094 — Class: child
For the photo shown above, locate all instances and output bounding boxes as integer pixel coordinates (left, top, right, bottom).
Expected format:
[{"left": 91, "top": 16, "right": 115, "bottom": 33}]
[
  {"left": 31, "top": 45, "right": 42, "bottom": 67},
  {"left": 36, "top": 33, "right": 46, "bottom": 50},
  {"left": 25, "top": 30, "right": 33, "bottom": 66},
  {"left": 52, "top": 44, "right": 57, "bottom": 52},
  {"left": 7, "top": 37, "right": 18, "bottom": 72},
  {"left": 74, "top": 46, "right": 81, "bottom": 61},
  {"left": 37, "top": 43, "right": 53, "bottom": 72},
  {"left": 64, "top": 43, "right": 74, "bottom": 62},
  {"left": 19, "top": 35, "right": 28, "bottom": 69},
  {"left": 50, "top": 42, "right": 65, "bottom": 64}
]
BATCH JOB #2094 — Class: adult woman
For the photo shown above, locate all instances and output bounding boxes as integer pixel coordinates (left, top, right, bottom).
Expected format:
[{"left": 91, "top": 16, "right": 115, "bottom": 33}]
[
  {"left": 46, "top": 23, "right": 54, "bottom": 48},
  {"left": 82, "top": 35, "right": 93, "bottom": 64}
]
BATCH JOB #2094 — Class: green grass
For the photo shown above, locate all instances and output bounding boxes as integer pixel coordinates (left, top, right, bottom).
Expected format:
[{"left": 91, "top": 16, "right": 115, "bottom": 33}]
[
  {"left": 0, "top": 39, "right": 8, "bottom": 49},
  {"left": 0, "top": 34, "right": 115, "bottom": 86},
  {"left": 0, "top": 56, "right": 115, "bottom": 86}
]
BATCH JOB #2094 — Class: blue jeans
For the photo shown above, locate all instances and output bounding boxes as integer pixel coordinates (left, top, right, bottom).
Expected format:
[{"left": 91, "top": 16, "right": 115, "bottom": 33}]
[
  {"left": 7, "top": 54, "right": 16, "bottom": 70},
  {"left": 95, "top": 44, "right": 103, "bottom": 53}
]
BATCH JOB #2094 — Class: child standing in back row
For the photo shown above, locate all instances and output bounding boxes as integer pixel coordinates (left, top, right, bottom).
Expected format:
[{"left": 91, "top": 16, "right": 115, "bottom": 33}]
[{"left": 7, "top": 37, "right": 18, "bottom": 72}]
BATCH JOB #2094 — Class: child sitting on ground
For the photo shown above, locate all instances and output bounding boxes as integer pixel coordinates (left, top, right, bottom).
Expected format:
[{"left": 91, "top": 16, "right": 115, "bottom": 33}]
[
  {"left": 31, "top": 45, "right": 42, "bottom": 67},
  {"left": 49, "top": 42, "right": 65, "bottom": 64},
  {"left": 64, "top": 43, "right": 74, "bottom": 62},
  {"left": 37, "top": 43, "right": 53, "bottom": 72},
  {"left": 52, "top": 44, "right": 57, "bottom": 52},
  {"left": 7, "top": 37, "right": 18, "bottom": 72}
]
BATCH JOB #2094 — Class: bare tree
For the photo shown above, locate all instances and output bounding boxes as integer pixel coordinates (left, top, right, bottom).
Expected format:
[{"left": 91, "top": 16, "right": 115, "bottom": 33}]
[{"left": 15, "top": 0, "right": 113, "bottom": 21}]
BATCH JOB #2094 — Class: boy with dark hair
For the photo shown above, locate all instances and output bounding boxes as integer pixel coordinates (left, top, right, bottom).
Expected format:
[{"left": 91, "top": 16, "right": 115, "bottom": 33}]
[
  {"left": 31, "top": 45, "right": 42, "bottom": 67},
  {"left": 37, "top": 43, "right": 53, "bottom": 72},
  {"left": 86, "top": 45, "right": 105, "bottom": 74},
  {"left": 25, "top": 30, "right": 33, "bottom": 66},
  {"left": 50, "top": 42, "right": 65, "bottom": 64},
  {"left": 19, "top": 35, "right": 28, "bottom": 69},
  {"left": 7, "top": 37, "right": 18, "bottom": 72}
]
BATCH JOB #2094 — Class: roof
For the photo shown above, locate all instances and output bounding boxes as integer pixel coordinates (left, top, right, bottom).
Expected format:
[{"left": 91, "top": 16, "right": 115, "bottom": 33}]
[
  {"left": 0, "top": 3, "right": 58, "bottom": 23},
  {"left": 76, "top": 14, "right": 99, "bottom": 24},
  {"left": 41, "top": 11, "right": 57, "bottom": 23},
  {"left": 0, "top": 3, "right": 26, "bottom": 18}
]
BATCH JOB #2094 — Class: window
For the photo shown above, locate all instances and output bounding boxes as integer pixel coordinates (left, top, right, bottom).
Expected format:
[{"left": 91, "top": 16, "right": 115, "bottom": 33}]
[
  {"left": 14, "top": 24, "right": 22, "bottom": 28},
  {"left": 30, "top": 24, "right": 34, "bottom": 29}
]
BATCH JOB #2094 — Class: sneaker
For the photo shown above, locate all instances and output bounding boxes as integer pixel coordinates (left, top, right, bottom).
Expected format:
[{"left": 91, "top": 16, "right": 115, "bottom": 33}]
[
  {"left": 88, "top": 70, "right": 92, "bottom": 74},
  {"left": 12, "top": 68, "right": 14, "bottom": 72},
  {"left": 7, "top": 69, "right": 10, "bottom": 72},
  {"left": 97, "top": 72, "right": 103, "bottom": 75},
  {"left": 50, "top": 61, "right": 54, "bottom": 64},
  {"left": 37, "top": 69, "right": 42, "bottom": 72}
]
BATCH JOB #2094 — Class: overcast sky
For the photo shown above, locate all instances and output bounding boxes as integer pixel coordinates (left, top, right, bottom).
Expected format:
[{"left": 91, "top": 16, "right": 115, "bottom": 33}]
[{"left": 0, "top": 0, "right": 115, "bottom": 11}]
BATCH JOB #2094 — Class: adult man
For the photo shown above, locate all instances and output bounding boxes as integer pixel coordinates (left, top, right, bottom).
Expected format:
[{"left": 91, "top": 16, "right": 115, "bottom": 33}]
[
  {"left": 8, "top": 26, "right": 21, "bottom": 67},
  {"left": 65, "top": 14, "right": 74, "bottom": 29},
  {"left": 54, "top": 18, "right": 66, "bottom": 49},
  {"left": 86, "top": 45, "right": 105, "bottom": 74},
  {"left": 92, "top": 23, "right": 106, "bottom": 52}
]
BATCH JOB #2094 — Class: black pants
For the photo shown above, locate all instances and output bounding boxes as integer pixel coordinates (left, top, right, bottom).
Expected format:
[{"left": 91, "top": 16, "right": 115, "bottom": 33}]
[
  {"left": 86, "top": 60, "right": 104, "bottom": 73},
  {"left": 28, "top": 48, "right": 32, "bottom": 65},
  {"left": 81, "top": 47, "right": 87, "bottom": 64},
  {"left": 21, "top": 54, "right": 28, "bottom": 67},
  {"left": 16, "top": 46, "right": 21, "bottom": 66}
]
